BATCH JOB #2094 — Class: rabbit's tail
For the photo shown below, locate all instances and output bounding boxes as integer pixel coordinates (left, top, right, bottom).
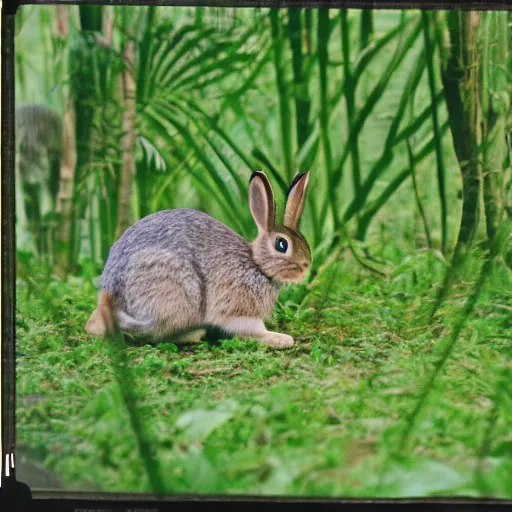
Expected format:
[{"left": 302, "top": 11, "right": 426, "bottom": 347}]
[{"left": 84, "top": 291, "right": 117, "bottom": 337}]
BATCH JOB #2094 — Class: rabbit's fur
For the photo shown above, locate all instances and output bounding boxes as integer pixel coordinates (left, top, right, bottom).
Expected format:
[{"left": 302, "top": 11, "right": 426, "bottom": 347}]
[{"left": 85, "top": 171, "right": 311, "bottom": 348}]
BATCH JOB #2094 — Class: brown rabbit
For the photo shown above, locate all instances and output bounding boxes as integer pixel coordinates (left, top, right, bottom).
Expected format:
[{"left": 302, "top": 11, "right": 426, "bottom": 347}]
[{"left": 85, "top": 171, "right": 311, "bottom": 348}]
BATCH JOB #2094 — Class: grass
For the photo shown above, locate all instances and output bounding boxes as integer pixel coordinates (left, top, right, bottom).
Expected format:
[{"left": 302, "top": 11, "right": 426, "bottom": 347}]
[
  {"left": 13, "top": 5, "right": 512, "bottom": 499},
  {"left": 15, "top": 246, "right": 512, "bottom": 498}
]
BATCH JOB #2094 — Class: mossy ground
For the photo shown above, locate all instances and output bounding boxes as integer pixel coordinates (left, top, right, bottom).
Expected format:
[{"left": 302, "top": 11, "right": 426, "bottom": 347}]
[{"left": 16, "top": 248, "right": 512, "bottom": 498}]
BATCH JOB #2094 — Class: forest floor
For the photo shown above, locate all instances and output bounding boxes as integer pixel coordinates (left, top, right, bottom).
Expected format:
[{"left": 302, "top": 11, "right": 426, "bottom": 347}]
[{"left": 15, "top": 249, "right": 512, "bottom": 498}]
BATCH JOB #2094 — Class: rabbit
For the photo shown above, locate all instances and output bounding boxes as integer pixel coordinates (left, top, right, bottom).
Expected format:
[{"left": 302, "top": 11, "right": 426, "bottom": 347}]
[{"left": 84, "top": 171, "right": 311, "bottom": 348}]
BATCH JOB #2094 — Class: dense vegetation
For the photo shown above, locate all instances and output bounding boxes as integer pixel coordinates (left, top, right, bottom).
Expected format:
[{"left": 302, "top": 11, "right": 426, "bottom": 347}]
[{"left": 15, "top": 6, "right": 512, "bottom": 497}]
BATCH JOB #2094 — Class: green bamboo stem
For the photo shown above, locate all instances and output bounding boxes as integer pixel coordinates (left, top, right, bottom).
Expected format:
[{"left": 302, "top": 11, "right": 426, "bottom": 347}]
[
  {"left": 440, "top": 11, "right": 482, "bottom": 253},
  {"left": 359, "top": 10, "right": 374, "bottom": 52},
  {"left": 482, "top": 11, "right": 509, "bottom": 242},
  {"left": 341, "top": 10, "right": 362, "bottom": 197},
  {"left": 407, "top": 90, "right": 433, "bottom": 250},
  {"left": 422, "top": 11, "right": 448, "bottom": 254},
  {"left": 104, "top": 326, "right": 167, "bottom": 494},
  {"left": 287, "top": 8, "right": 311, "bottom": 150},
  {"left": 428, "top": 11, "right": 483, "bottom": 323},
  {"left": 319, "top": 16, "right": 422, "bottom": 224},
  {"left": 318, "top": 8, "right": 338, "bottom": 231},
  {"left": 409, "top": 138, "right": 433, "bottom": 248},
  {"left": 270, "top": 8, "right": 294, "bottom": 181}
]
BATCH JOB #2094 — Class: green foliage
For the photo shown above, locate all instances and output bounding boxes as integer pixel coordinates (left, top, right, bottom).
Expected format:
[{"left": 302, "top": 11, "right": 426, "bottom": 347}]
[
  {"left": 16, "top": 242, "right": 512, "bottom": 496},
  {"left": 14, "top": 5, "right": 512, "bottom": 499}
]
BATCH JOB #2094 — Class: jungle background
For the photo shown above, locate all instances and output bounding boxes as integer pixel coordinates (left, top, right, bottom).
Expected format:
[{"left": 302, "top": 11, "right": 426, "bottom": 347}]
[{"left": 14, "top": 5, "right": 512, "bottom": 498}]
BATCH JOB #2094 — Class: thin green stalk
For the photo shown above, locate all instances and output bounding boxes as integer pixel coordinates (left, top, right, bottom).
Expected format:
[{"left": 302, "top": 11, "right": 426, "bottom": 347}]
[
  {"left": 296, "top": 19, "right": 406, "bottom": 173},
  {"left": 408, "top": 138, "right": 433, "bottom": 249},
  {"left": 429, "top": 11, "right": 483, "bottom": 323},
  {"left": 342, "top": 48, "right": 427, "bottom": 229},
  {"left": 482, "top": 11, "right": 509, "bottom": 242},
  {"left": 304, "top": 8, "right": 313, "bottom": 55},
  {"left": 422, "top": 11, "right": 448, "bottom": 254},
  {"left": 319, "top": 16, "right": 422, "bottom": 225},
  {"left": 104, "top": 326, "right": 167, "bottom": 494},
  {"left": 287, "top": 8, "right": 311, "bottom": 150},
  {"left": 359, "top": 9, "right": 374, "bottom": 51},
  {"left": 356, "top": 121, "right": 449, "bottom": 239},
  {"left": 318, "top": 8, "right": 338, "bottom": 231},
  {"left": 341, "top": 10, "right": 362, "bottom": 197},
  {"left": 398, "top": 221, "right": 510, "bottom": 452},
  {"left": 270, "top": 8, "right": 294, "bottom": 181},
  {"left": 137, "top": 6, "right": 156, "bottom": 105},
  {"left": 406, "top": 58, "right": 432, "bottom": 249},
  {"left": 394, "top": 91, "right": 445, "bottom": 144}
]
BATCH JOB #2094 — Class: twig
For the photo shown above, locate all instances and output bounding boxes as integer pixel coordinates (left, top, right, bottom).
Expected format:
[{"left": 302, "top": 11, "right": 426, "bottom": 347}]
[{"left": 187, "top": 366, "right": 233, "bottom": 377}]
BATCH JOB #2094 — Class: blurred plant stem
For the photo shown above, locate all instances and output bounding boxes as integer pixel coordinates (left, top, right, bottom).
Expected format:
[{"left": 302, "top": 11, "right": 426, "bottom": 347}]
[
  {"left": 359, "top": 10, "right": 374, "bottom": 51},
  {"left": 438, "top": 11, "right": 482, "bottom": 253},
  {"left": 398, "top": 220, "right": 510, "bottom": 453},
  {"left": 341, "top": 10, "right": 362, "bottom": 200},
  {"left": 318, "top": 8, "right": 338, "bottom": 231},
  {"left": 270, "top": 9, "right": 294, "bottom": 181},
  {"left": 287, "top": 8, "right": 311, "bottom": 151},
  {"left": 482, "top": 11, "right": 509, "bottom": 243},
  {"left": 55, "top": 5, "right": 76, "bottom": 278},
  {"left": 422, "top": 11, "right": 448, "bottom": 254},
  {"left": 429, "top": 10, "right": 483, "bottom": 322},
  {"left": 116, "top": 35, "right": 137, "bottom": 239}
]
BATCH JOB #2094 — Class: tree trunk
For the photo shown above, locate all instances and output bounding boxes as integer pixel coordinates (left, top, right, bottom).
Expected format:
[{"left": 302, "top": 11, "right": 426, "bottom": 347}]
[
  {"left": 56, "top": 101, "right": 77, "bottom": 276},
  {"left": 55, "top": 5, "right": 77, "bottom": 278},
  {"left": 482, "top": 12, "right": 509, "bottom": 242},
  {"left": 115, "top": 38, "right": 137, "bottom": 239},
  {"left": 437, "top": 11, "right": 482, "bottom": 254},
  {"left": 427, "top": 11, "right": 483, "bottom": 322}
]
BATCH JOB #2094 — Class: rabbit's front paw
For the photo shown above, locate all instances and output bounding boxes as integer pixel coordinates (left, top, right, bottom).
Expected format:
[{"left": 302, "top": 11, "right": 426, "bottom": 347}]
[{"left": 260, "top": 332, "right": 294, "bottom": 349}]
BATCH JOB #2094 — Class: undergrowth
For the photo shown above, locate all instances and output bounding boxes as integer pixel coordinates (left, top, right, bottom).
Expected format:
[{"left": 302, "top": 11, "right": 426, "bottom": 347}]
[{"left": 15, "top": 246, "right": 512, "bottom": 498}]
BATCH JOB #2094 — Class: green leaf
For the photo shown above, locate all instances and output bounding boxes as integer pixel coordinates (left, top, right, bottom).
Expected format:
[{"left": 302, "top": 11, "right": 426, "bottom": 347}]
[
  {"left": 175, "top": 400, "right": 239, "bottom": 441},
  {"left": 378, "top": 457, "right": 469, "bottom": 497}
]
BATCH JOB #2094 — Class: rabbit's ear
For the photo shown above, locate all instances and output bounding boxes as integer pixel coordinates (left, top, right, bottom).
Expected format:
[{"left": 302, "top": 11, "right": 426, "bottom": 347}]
[
  {"left": 249, "top": 171, "right": 276, "bottom": 233},
  {"left": 284, "top": 171, "right": 310, "bottom": 230}
]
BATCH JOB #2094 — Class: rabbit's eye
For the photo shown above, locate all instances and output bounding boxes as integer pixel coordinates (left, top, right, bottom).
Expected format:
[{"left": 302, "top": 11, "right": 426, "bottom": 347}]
[{"left": 275, "top": 237, "right": 288, "bottom": 253}]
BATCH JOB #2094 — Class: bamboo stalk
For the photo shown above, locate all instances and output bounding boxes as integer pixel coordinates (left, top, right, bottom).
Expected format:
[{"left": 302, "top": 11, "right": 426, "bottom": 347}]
[
  {"left": 341, "top": 10, "right": 362, "bottom": 197},
  {"left": 115, "top": 37, "right": 137, "bottom": 239},
  {"left": 318, "top": 8, "right": 338, "bottom": 231},
  {"left": 422, "top": 11, "right": 448, "bottom": 254},
  {"left": 428, "top": 10, "right": 483, "bottom": 323},
  {"left": 359, "top": 10, "right": 374, "bottom": 52},
  {"left": 482, "top": 11, "right": 509, "bottom": 242},
  {"left": 408, "top": 138, "right": 433, "bottom": 249},
  {"left": 439, "top": 11, "right": 482, "bottom": 253},
  {"left": 287, "top": 8, "right": 311, "bottom": 151},
  {"left": 270, "top": 8, "right": 294, "bottom": 181},
  {"left": 54, "top": 6, "right": 77, "bottom": 278}
]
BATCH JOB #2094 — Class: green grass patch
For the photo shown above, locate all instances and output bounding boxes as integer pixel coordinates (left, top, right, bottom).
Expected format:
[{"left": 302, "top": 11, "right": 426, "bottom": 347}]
[{"left": 15, "top": 250, "right": 512, "bottom": 497}]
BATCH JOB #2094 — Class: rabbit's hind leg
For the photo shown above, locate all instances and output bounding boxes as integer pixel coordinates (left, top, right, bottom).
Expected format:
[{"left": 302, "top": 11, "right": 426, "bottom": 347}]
[
  {"left": 218, "top": 317, "right": 294, "bottom": 349},
  {"left": 124, "top": 249, "right": 204, "bottom": 336}
]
